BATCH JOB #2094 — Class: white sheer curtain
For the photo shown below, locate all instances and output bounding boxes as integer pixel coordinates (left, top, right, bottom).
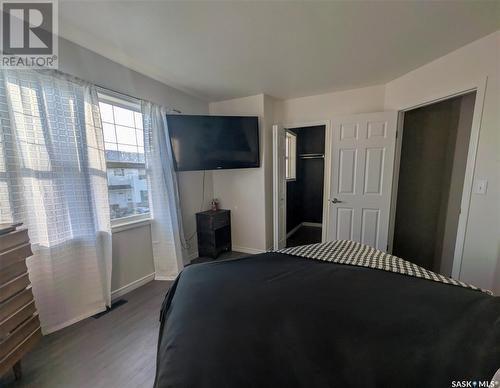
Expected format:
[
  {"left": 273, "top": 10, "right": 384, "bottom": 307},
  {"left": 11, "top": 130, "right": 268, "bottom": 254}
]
[
  {"left": 0, "top": 70, "right": 112, "bottom": 334},
  {"left": 142, "top": 102, "right": 185, "bottom": 279}
]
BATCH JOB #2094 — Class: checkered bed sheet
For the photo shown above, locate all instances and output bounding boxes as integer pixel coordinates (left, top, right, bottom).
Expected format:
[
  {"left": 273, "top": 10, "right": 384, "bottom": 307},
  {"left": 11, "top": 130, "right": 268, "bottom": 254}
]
[{"left": 277, "top": 240, "right": 489, "bottom": 294}]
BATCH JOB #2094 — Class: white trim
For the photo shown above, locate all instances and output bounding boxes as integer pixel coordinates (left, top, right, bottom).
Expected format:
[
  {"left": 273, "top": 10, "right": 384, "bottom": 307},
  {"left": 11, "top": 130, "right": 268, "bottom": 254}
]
[
  {"left": 286, "top": 223, "right": 302, "bottom": 238},
  {"left": 112, "top": 217, "right": 151, "bottom": 233},
  {"left": 42, "top": 302, "right": 106, "bottom": 335},
  {"left": 97, "top": 89, "right": 141, "bottom": 112},
  {"left": 111, "top": 272, "right": 155, "bottom": 301},
  {"left": 387, "top": 111, "right": 406, "bottom": 253},
  {"left": 155, "top": 274, "right": 179, "bottom": 281},
  {"left": 388, "top": 77, "right": 487, "bottom": 280},
  {"left": 452, "top": 79, "right": 487, "bottom": 280},
  {"left": 302, "top": 222, "right": 322, "bottom": 228},
  {"left": 272, "top": 124, "right": 286, "bottom": 250},
  {"left": 280, "top": 120, "right": 332, "bottom": 243},
  {"left": 232, "top": 245, "right": 266, "bottom": 255}
]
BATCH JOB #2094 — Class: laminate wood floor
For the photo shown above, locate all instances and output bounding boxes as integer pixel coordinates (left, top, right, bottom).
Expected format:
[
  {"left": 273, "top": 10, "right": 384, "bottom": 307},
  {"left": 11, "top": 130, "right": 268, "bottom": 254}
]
[{"left": 0, "top": 280, "right": 172, "bottom": 388}]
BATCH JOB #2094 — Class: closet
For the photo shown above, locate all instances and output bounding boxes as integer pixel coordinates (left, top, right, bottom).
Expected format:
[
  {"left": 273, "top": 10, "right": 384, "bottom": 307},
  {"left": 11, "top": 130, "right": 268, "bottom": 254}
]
[
  {"left": 392, "top": 92, "right": 476, "bottom": 275},
  {"left": 286, "top": 125, "right": 325, "bottom": 247}
]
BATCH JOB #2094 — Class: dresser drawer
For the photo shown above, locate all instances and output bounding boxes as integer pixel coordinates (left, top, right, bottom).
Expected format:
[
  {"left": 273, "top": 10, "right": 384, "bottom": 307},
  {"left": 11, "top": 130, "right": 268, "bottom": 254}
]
[
  {"left": 0, "top": 226, "right": 38, "bottom": 377},
  {"left": 0, "top": 260, "right": 27, "bottom": 285},
  {"left": 0, "top": 287, "right": 34, "bottom": 323},
  {"left": 0, "top": 229, "right": 29, "bottom": 254},
  {"left": 0, "top": 273, "right": 30, "bottom": 304},
  {"left": 0, "top": 243, "right": 32, "bottom": 269},
  {"left": 0, "top": 301, "right": 37, "bottom": 340},
  {"left": 212, "top": 211, "right": 230, "bottom": 230},
  {"left": 0, "top": 327, "right": 41, "bottom": 377},
  {"left": 197, "top": 211, "right": 230, "bottom": 230},
  {"left": 0, "top": 314, "right": 40, "bottom": 359}
]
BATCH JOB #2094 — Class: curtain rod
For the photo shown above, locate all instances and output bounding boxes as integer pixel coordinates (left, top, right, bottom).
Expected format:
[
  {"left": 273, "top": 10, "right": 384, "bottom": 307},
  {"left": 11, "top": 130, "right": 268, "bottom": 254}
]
[{"left": 35, "top": 69, "right": 182, "bottom": 114}]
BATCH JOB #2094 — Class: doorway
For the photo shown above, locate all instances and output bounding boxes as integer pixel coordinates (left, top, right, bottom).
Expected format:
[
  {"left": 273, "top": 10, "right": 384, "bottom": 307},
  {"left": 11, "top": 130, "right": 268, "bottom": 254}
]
[
  {"left": 392, "top": 92, "right": 476, "bottom": 276},
  {"left": 285, "top": 125, "right": 326, "bottom": 247}
]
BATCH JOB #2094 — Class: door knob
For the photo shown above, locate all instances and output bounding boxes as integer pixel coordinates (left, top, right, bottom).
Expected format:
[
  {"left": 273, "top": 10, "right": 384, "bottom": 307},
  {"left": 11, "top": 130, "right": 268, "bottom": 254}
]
[{"left": 330, "top": 198, "right": 342, "bottom": 204}]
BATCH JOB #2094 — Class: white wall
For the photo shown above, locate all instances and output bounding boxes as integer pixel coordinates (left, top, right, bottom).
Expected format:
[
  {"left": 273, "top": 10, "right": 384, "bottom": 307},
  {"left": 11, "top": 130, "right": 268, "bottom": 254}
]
[
  {"left": 59, "top": 37, "right": 209, "bottom": 289},
  {"left": 111, "top": 224, "right": 155, "bottom": 292},
  {"left": 209, "top": 95, "right": 269, "bottom": 253},
  {"left": 276, "top": 85, "right": 386, "bottom": 124},
  {"left": 384, "top": 30, "right": 500, "bottom": 293}
]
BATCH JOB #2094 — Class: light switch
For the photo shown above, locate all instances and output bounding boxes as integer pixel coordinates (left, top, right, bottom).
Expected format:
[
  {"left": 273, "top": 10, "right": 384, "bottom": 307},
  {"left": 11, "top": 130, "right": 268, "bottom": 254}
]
[{"left": 473, "top": 179, "right": 488, "bottom": 194}]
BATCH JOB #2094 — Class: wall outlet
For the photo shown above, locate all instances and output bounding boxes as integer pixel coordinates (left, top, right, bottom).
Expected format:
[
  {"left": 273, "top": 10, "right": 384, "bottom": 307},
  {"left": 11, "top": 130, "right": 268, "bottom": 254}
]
[{"left": 473, "top": 179, "right": 488, "bottom": 194}]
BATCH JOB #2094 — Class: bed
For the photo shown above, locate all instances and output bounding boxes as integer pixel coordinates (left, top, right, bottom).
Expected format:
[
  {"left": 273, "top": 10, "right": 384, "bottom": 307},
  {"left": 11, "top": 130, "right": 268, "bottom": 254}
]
[{"left": 154, "top": 240, "right": 500, "bottom": 388}]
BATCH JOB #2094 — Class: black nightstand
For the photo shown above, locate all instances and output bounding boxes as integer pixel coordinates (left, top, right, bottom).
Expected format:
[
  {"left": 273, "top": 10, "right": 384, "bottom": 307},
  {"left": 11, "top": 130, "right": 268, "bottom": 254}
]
[{"left": 196, "top": 209, "right": 231, "bottom": 259}]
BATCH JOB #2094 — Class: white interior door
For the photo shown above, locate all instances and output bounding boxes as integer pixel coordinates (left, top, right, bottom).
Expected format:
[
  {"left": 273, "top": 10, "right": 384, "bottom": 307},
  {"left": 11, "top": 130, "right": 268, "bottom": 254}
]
[
  {"left": 273, "top": 124, "right": 286, "bottom": 250},
  {"left": 327, "top": 112, "right": 398, "bottom": 251}
]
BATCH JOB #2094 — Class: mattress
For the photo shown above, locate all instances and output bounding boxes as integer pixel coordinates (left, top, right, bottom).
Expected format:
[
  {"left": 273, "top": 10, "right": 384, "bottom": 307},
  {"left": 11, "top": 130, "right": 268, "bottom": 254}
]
[{"left": 154, "top": 248, "right": 500, "bottom": 388}]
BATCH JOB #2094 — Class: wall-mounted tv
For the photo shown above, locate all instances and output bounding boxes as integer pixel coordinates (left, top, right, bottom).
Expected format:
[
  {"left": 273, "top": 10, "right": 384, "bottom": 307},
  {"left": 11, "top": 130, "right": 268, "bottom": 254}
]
[{"left": 166, "top": 114, "right": 260, "bottom": 171}]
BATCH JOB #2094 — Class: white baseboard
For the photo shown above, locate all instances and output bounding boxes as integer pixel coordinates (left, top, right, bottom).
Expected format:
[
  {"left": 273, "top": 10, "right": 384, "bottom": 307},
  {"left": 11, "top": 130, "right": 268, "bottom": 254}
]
[
  {"left": 155, "top": 274, "right": 178, "bottom": 281},
  {"left": 286, "top": 223, "right": 302, "bottom": 238},
  {"left": 302, "top": 222, "right": 322, "bottom": 228},
  {"left": 111, "top": 272, "right": 155, "bottom": 301},
  {"left": 232, "top": 245, "right": 266, "bottom": 255}
]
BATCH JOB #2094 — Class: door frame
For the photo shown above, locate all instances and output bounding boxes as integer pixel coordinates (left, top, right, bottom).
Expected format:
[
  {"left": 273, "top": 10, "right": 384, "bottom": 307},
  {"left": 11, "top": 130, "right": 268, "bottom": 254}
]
[
  {"left": 387, "top": 77, "right": 488, "bottom": 280},
  {"left": 274, "top": 120, "right": 332, "bottom": 244},
  {"left": 273, "top": 124, "right": 286, "bottom": 250}
]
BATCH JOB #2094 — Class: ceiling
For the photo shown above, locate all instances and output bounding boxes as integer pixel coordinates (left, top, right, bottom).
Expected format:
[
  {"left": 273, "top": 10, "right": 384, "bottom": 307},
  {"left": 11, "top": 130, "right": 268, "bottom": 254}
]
[{"left": 59, "top": 1, "right": 500, "bottom": 101}]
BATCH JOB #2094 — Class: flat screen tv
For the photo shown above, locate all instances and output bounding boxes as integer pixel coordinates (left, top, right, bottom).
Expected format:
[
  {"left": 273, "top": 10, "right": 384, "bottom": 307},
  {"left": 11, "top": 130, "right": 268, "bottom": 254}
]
[{"left": 166, "top": 114, "right": 260, "bottom": 171}]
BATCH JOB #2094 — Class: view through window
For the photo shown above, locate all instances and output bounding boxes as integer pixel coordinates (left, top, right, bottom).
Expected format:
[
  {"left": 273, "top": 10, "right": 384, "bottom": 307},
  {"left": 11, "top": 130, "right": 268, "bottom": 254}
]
[{"left": 98, "top": 93, "right": 150, "bottom": 223}]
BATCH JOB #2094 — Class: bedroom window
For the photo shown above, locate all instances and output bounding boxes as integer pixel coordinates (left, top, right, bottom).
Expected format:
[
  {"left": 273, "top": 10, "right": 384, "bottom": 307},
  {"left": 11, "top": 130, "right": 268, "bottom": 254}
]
[
  {"left": 98, "top": 92, "right": 150, "bottom": 225},
  {"left": 285, "top": 131, "right": 297, "bottom": 180}
]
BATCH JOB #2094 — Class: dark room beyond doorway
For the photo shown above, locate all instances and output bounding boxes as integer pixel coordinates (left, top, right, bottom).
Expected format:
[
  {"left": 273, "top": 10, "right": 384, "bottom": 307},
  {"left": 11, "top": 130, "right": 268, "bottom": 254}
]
[
  {"left": 286, "top": 125, "right": 325, "bottom": 248},
  {"left": 392, "top": 92, "right": 476, "bottom": 276}
]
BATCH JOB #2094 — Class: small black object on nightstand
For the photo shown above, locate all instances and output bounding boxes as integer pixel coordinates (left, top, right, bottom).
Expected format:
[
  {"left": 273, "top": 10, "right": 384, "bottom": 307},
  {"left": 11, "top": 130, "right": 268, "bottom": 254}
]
[{"left": 196, "top": 209, "right": 231, "bottom": 259}]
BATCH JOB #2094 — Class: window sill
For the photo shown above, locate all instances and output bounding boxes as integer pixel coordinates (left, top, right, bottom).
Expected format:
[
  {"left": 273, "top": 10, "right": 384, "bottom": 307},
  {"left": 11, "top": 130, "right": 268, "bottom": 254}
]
[{"left": 112, "top": 218, "right": 152, "bottom": 233}]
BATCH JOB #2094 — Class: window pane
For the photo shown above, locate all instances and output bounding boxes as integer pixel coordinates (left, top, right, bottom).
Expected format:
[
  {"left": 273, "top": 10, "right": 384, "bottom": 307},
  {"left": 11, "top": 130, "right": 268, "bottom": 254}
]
[
  {"left": 99, "top": 94, "right": 149, "bottom": 221},
  {"left": 116, "top": 125, "right": 137, "bottom": 145},
  {"left": 102, "top": 122, "right": 116, "bottom": 143},
  {"left": 134, "top": 112, "right": 143, "bottom": 129},
  {"left": 105, "top": 142, "right": 118, "bottom": 151},
  {"left": 113, "top": 106, "right": 135, "bottom": 127},
  {"left": 107, "top": 167, "right": 150, "bottom": 220},
  {"left": 99, "top": 102, "right": 114, "bottom": 123},
  {"left": 117, "top": 144, "right": 138, "bottom": 153},
  {"left": 136, "top": 129, "right": 144, "bottom": 147}
]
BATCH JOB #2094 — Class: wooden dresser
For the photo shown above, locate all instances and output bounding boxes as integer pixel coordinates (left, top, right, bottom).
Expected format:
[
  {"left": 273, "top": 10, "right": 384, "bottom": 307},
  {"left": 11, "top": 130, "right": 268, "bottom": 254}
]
[{"left": 0, "top": 227, "right": 41, "bottom": 380}]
